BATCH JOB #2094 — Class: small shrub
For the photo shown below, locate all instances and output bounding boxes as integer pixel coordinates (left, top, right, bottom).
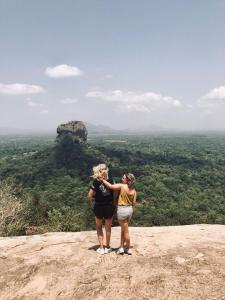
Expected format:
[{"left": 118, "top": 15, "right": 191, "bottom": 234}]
[{"left": 0, "top": 180, "right": 32, "bottom": 236}]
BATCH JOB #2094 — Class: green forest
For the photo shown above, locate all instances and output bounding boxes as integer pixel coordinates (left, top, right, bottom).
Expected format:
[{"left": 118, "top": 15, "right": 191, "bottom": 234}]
[{"left": 0, "top": 132, "right": 225, "bottom": 236}]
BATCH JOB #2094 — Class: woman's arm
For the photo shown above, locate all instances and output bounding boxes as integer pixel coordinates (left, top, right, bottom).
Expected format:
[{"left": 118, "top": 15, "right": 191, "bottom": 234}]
[
  {"left": 102, "top": 179, "right": 123, "bottom": 191},
  {"left": 88, "top": 189, "right": 95, "bottom": 199}
]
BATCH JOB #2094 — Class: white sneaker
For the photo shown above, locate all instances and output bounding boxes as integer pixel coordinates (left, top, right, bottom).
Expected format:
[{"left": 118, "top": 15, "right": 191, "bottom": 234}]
[
  {"left": 96, "top": 247, "right": 105, "bottom": 255},
  {"left": 116, "top": 247, "right": 124, "bottom": 254},
  {"left": 126, "top": 248, "right": 132, "bottom": 255},
  {"left": 124, "top": 247, "right": 132, "bottom": 255},
  {"left": 104, "top": 247, "right": 112, "bottom": 254}
]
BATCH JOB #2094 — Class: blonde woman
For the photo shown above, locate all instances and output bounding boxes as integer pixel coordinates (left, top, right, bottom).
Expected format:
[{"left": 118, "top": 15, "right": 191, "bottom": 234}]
[
  {"left": 88, "top": 164, "right": 115, "bottom": 255},
  {"left": 101, "top": 173, "right": 136, "bottom": 255}
]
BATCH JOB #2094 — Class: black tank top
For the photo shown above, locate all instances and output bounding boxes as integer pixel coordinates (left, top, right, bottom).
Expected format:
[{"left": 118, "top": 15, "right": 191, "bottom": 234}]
[{"left": 90, "top": 179, "right": 114, "bottom": 205}]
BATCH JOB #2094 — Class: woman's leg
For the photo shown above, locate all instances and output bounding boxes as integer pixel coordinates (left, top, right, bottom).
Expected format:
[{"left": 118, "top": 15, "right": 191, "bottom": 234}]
[
  {"left": 105, "top": 217, "right": 112, "bottom": 247},
  {"left": 118, "top": 220, "right": 125, "bottom": 248},
  {"left": 95, "top": 217, "right": 104, "bottom": 248},
  {"left": 120, "top": 219, "right": 130, "bottom": 248},
  {"left": 121, "top": 225, "right": 124, "bottom": 248}
]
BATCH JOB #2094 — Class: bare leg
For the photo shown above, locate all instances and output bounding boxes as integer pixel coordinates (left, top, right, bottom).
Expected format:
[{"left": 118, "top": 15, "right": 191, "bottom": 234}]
[
  {"left": 121, "top": 226, "right": 124, "bottom": 248},
  {"left": 121, "top": 219, "right": 130, "bottom": 248},
  {"left": 118, "top": 220, "right": 125, "bottom": 248},
  {"left": 105, "top": 217, "right": 112, "bottom": 247},
  {"left": 95, "top": 217, "right": 104, "bottom": 248}
]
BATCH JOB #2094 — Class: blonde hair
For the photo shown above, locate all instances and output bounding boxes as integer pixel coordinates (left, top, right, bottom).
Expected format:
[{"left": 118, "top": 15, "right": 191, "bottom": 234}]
[
  {"left": 125, "top": 173, "right": 135, "bottom": 188},
  {"left": 92, "top": 163, "right": 109, "bottom": 180}
]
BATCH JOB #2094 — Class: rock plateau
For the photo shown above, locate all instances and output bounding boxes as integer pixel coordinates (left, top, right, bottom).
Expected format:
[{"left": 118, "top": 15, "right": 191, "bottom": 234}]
[{"left": 0, "top": 225, "right": 225, "bottom": 300}]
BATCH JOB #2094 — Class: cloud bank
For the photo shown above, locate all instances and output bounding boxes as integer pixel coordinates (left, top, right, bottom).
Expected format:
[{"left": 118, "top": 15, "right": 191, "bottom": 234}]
[
  {"left": 198, "top": 86, "right": 225, "bottom": 108},
  {"left": 0, "top": 83, "right": 45, "bottom": 95},
  {"left": 86, "top": 90, "right": 182, "bottom": 112}
]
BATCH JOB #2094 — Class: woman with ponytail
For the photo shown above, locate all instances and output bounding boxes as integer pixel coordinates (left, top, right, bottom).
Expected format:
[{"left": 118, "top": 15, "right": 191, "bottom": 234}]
[{"left": 101, "top": 173, "right": 136, "bottom": 255}]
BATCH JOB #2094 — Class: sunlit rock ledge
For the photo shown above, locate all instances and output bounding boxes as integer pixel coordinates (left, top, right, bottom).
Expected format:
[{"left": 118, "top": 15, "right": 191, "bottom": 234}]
[{"left": 0, "top": 225, "right": 225, "bottom": 300}]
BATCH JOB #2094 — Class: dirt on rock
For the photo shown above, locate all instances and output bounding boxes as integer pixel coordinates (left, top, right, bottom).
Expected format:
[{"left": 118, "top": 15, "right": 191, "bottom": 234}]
[{"left": 0, "top": 225, "right": 225, "bottom": 300}]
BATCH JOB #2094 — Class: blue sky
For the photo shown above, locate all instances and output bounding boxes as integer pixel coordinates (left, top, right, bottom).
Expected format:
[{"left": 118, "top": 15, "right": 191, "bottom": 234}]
[{"left": 0, "top": 0, "right": 225, "bottom": 130}]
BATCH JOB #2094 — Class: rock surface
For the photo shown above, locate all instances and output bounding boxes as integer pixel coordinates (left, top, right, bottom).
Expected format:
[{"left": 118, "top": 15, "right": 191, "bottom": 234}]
[
  {"left": 0, "top": 225, "right": 225, "bottom": 300},
  {"left": 56, "top": 121, "right": 88, "bottom": 142}
]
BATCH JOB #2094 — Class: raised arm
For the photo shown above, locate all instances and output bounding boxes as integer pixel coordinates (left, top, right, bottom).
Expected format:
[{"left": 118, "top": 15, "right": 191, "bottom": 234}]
[{"left": 102, "top": 179, "right": 123, "bottom": 191}]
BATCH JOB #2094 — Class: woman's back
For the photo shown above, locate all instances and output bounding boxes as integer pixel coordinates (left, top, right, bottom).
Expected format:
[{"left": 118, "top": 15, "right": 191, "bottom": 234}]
[
  {"left": 90, "top": 179, "right": 114, "bottom": 205},
  {"left": 118, "top": 185, "right": 136, "bottom": 206}
]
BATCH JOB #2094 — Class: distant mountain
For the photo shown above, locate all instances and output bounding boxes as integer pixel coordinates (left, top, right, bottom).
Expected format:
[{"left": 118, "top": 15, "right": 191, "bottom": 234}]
[
  {"left": 85, "top": 122, "right": 163, "bottom": 134},
  {"left": 84, "top": 122, "right": 119, "bottom": 134}
]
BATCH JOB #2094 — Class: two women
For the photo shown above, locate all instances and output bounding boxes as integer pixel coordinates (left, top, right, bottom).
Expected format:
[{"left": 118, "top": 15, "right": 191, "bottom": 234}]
[{"left": 88, "top": 164, "right": 136, "bottom": 255}]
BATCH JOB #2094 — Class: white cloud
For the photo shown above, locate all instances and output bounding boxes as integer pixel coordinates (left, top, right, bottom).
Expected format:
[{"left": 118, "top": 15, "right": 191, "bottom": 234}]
[
  {"left": 86, "top": 90, "right": 182, "bottom": 112},
  {"left": 0, "top": 83, "right": 45, "bottom": 95},
  {"left": 202, "top": 86, "right": 225, "bottom": 100},
  {"left": 45, "top": 64, "right": 83, "bottom": 78},
  {"left": 198, "top": 86, "right": 225, "bottom": 108},
  {"left": 40, "top": 110, "right": 49, "bottom": 115},
  {"left": 60, "top": 98, "right": 78, "bottom": 104}
]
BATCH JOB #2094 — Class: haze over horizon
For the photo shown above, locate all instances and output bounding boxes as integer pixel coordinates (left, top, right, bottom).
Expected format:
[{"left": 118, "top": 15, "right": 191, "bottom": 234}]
[{"left": 1, "top": 0, "right": 225, "bottom": 131}]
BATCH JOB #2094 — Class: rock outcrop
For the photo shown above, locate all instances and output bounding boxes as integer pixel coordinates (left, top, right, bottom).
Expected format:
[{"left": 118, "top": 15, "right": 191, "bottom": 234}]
[
  {"left": 56, "top": 121, "right": 88, "bottom": 142},
  {"left": 0, "top": 225, "right": 225, "bottom": 300}
]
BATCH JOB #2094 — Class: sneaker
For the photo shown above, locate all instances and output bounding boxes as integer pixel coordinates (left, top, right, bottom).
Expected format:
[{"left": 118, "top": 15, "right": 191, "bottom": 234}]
[
  {"left": 116, "top": 247, "right": 124, "bottom": 255},
  {"left": 104, "top": 246, "right": 112, "bottom": 254},
  {"left": 96, "top": 247, "right": 105, "bottom": 255},
  {"left": 124, "top": 247, "right": 132, "bottom": 255},
  {"left": 127, "top": 248, "right": 132, "bottom": 255}
]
